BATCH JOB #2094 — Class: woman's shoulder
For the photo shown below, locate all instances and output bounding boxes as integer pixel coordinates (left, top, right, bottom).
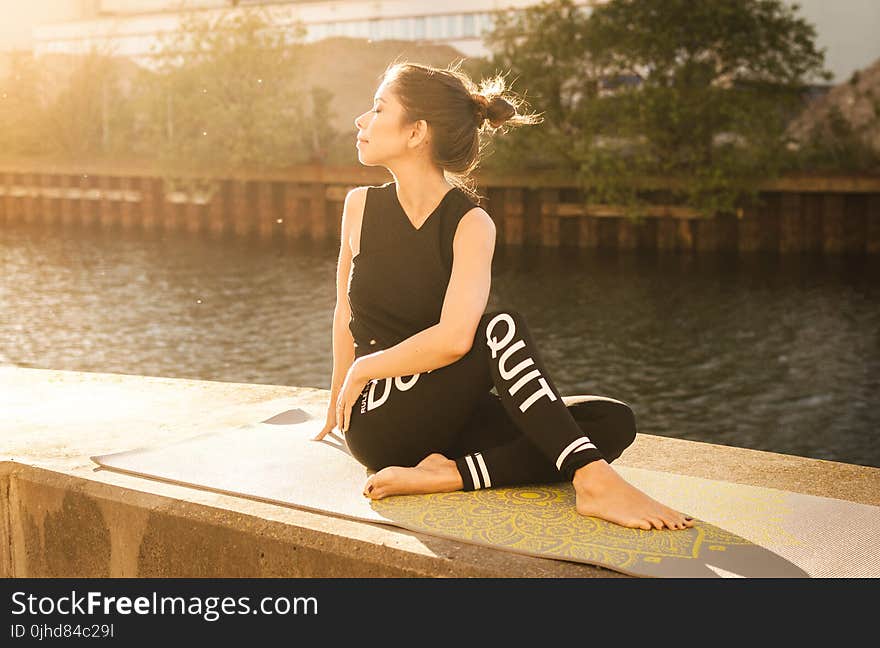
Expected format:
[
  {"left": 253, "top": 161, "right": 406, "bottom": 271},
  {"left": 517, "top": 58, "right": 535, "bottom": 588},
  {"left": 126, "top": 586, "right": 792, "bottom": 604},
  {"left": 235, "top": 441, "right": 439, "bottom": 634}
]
[
  {"left": 346, "top": 180, "right": 393, "bottom": 196},
  {"left": 461, "top": 203, "right": 494, "bottom": 227},
  {"left": 451, "top": 187, "right": 491, "bottom": 225},
  {"left": 452, "top": 203, "right": 495, "bottom": 250},
  {"left": 345, "top": 182, "right": 394, "bottom": 209},
  {"left": 444, "top": 186, "right": 493, "bottom": 237},
  {"left": 344, "top": 183, "right": 395, "bottom": 257},
  {"left": 344, "top": 183, "right": 388, "bottom": 214}
]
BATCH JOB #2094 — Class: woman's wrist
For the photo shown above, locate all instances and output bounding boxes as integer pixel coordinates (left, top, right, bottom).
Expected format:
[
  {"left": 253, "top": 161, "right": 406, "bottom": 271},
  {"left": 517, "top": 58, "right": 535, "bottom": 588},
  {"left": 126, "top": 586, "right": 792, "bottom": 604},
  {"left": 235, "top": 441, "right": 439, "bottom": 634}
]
[{"left": 350, "top": 356, "right": 371, "bottom": 383}]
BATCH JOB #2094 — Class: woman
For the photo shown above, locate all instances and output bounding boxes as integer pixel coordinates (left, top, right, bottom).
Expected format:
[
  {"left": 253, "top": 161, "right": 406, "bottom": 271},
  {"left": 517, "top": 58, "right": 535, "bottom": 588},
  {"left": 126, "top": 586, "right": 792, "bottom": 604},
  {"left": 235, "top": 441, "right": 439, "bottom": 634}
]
[{"left": 312, "top": 60, "right": 694, "bottom": 532}]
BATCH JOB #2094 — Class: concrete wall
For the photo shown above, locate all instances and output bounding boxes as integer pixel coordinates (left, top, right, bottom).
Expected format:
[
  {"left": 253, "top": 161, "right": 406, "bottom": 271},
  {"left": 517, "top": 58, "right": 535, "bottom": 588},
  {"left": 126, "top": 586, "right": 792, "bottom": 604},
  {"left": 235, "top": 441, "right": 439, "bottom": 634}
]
[
  {"left": 2, "top": 165, "right": 879, "bottom": 254},
  {"left": 2, "top": 367, "right": 878, "bottom": 577}
]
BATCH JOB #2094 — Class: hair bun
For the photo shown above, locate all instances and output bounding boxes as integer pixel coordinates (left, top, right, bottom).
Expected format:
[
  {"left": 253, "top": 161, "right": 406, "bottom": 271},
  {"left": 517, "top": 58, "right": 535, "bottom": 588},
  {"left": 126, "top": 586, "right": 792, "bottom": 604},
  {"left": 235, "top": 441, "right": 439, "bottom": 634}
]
[
  {"left": 471, "top": 93, "right": 490, "bottom": 126},
  {"left": 472, "top": 93, "right": 516, "bottom": 129}
]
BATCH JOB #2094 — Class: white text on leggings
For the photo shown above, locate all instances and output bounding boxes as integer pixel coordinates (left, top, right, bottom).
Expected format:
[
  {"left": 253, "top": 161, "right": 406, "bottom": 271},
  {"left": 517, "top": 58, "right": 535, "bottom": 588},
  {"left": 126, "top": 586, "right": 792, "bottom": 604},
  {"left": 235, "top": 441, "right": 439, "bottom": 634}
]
[
  {"left": 361, "top": 373, "right": 421, "bottom": 413},
  {"left": 485, "top": 313, "right": 557, "bottom": 413}
]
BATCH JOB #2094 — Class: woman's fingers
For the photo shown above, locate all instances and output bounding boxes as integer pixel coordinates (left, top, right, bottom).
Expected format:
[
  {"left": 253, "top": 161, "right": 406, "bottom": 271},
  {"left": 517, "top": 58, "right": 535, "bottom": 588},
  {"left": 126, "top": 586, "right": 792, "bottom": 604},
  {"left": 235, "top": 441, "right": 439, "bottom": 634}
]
[
  {"left": 311, "top": 422, "right": 332, "bottom": 441},
  {"left": 337, "top": 396, "right": 349, "bottom": 432}
]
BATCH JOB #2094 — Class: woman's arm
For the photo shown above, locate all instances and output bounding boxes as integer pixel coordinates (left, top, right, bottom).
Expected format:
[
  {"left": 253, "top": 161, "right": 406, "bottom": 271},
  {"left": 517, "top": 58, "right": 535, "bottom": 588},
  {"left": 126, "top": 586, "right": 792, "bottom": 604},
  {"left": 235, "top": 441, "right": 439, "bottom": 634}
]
[
  {"left": 327, "top": 188, "right": 364, "bottom": 405},
  {"left": 352, "top": 207, "right": 496, "bottom": 382},
  {"left": 328, "top": 306, "right": 355, "bottom": 407}
]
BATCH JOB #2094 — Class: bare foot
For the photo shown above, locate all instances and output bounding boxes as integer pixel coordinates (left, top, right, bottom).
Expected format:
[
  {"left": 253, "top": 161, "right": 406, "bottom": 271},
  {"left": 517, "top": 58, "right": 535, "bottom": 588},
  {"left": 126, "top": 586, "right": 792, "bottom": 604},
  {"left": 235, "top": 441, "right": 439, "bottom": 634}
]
[
  {"left": 363, "top": 453, "right": 464, "bottom": 499},
  {"left": 573, "top": 460, "right": 695, "bottom": 531}
]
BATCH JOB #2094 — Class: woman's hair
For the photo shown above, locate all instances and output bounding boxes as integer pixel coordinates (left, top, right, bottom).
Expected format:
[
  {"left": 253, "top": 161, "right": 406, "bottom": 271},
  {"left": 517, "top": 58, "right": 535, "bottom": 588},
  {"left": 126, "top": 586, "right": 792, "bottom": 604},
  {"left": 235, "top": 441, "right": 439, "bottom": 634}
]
[{"left": 379, "top": 58, "right": 543, "bottom": 203}]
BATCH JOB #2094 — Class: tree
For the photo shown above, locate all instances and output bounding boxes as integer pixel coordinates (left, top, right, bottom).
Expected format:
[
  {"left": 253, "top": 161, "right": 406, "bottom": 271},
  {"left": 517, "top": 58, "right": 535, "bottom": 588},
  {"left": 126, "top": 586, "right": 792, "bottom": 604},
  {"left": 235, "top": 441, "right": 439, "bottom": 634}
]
[
  {"left": 0, "top": 51, "right": 48, "bottom": 156},
  {"left": 42, "top": 48, "right": 136, "bottom": 158},
  {"left": 139, "top": 5, "right": 312, "bottom": 193},
  {"left": 476, "top": 0, "right": 596, "bottom": 174},
  {"left": 301, "top": 85, "right": 338, "bottom": 164},
  {"left": 785, "top": 65, "right": 880, "bottom": 172},
  {"left": 478, "top": 0, "right": 831, "bottom": 215}
]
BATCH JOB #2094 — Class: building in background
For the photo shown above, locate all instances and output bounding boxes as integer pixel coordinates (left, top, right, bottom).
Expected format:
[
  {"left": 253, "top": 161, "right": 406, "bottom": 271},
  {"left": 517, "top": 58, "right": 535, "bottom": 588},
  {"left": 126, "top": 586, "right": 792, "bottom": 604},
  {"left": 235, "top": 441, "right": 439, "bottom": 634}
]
[
  {"left": 2, "top": 0, "right": 879, "bottom": 83},
  {"left": 7, "top": 0, "right": 572, "bottom": 66},
  {"left": 0, "top": 1, "right": 101, "bottom": 51}
]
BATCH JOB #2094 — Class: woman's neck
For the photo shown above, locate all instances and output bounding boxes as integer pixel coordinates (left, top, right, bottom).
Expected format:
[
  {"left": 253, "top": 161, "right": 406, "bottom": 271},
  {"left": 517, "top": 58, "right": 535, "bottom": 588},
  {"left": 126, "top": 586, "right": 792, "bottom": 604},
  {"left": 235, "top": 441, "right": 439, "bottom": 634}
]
[{"left": 389, "top": 168, "right": 454, "bottom": 223}]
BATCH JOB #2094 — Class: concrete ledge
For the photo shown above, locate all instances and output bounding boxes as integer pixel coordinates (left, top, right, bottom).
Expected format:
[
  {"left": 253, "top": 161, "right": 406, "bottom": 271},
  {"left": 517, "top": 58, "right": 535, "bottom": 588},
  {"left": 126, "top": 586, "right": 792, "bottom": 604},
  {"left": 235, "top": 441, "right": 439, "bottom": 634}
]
[
  {"left": 5, "top": 462, "right": 621, "bottom": 578},
  {"left": 2, "top": 367, "right": 877, "bottom": 577}
]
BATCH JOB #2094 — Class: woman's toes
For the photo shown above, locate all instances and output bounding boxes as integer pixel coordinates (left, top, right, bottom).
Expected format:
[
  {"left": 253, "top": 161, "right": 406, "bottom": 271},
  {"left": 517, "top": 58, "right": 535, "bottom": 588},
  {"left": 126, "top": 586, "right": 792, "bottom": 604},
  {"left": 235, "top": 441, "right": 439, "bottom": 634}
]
[
  {"left": 661, "top": 515, "right": 680, "bottom": 530},
  {"left": 656, "top": 507, "right": 683, "bottom": 529},
  {"left": 364, "top": 470, "right": 388, "bottom": 498},
  {"left": 372, "top": 472, "right": 393, "bottom": 496}
]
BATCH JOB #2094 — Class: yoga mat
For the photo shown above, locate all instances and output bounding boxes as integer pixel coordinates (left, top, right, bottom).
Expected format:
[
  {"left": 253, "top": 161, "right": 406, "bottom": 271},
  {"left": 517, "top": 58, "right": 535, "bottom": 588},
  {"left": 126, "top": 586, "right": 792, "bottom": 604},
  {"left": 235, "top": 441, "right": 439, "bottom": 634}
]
[{"left": 91, "top": 406, "right": 879, "bottom": 578}]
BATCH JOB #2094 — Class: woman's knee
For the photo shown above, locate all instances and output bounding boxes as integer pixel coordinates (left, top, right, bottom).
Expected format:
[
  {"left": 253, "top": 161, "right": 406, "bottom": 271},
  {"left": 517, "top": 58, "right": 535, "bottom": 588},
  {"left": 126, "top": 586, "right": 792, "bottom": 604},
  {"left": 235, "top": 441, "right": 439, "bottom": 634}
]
[
  {"left": 347, "top": 437, "right": 412, "bottom": 472},
  {"left": 568, "top": 398, "right": 638, "bottom": 462},
  {"left": 344, "top": 414, "right": 387, "bottom": 471},
  {"left": 344, "top": 431, "right": 381, "bottom": 471},
  {"left": 604, "top": 404, "right": 637, "bottom": 462},
  {"left": 346, "top": 415, "right": 450, "bottom": 472}
]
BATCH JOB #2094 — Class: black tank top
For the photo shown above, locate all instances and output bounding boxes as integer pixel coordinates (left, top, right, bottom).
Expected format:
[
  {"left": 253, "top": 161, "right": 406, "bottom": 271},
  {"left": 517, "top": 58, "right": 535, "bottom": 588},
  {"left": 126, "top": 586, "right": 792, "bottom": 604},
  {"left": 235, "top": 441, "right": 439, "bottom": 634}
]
[{"left": 348, "top": 180, "right": 477, "bottom": 359}]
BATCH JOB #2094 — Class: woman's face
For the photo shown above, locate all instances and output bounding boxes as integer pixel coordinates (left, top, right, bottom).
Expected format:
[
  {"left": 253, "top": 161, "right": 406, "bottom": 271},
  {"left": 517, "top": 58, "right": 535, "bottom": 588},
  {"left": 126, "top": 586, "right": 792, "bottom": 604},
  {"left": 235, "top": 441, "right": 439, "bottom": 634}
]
[{"left": 353, "top": 82, "right": 416, "bottom": 164}]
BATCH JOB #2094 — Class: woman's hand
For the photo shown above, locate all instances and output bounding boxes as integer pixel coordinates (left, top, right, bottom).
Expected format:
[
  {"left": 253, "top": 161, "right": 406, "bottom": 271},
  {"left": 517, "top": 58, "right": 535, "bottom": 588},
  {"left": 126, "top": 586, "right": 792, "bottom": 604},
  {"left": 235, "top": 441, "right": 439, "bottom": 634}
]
[
  {"left": 311, "top": 359, "right": 369, "bottom": 441},
  {"left": 311, "top": 399, "right": 338, "bottom": 441},
  {"left": 335, "top": 359, "right": 370, "bottom": 433}
]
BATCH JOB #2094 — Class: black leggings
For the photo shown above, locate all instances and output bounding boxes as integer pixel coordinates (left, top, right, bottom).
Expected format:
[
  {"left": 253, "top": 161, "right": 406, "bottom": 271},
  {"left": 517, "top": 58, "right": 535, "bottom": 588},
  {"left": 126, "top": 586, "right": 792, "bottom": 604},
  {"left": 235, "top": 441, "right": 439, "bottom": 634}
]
[{"left": 344, "top": 309, "right": 637, "bottom": 490}]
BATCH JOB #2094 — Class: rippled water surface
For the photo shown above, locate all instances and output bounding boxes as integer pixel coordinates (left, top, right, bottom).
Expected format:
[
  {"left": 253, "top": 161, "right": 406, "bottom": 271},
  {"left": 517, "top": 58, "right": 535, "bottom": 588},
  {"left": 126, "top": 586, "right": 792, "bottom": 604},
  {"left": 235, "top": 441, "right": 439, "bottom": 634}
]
[{"left": 2, "top": 225, "right": 878, "bottom": 467}]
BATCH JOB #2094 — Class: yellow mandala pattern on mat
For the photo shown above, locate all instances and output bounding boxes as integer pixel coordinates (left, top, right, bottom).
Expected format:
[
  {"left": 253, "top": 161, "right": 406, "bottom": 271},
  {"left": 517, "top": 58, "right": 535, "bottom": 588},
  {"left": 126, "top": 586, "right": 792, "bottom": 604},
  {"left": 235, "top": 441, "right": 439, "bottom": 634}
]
[
  {"left": 371, "top": 485, "right": 751, "bottom": 571},
  {"left": 614, "top": 466, "right": 804, "bottom": 547}
]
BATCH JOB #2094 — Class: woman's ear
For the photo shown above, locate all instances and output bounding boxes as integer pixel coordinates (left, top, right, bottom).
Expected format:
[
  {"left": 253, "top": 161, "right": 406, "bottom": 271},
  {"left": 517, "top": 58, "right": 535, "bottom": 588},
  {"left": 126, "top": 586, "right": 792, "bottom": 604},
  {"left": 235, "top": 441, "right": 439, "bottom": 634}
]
[{"left": 408, "top": 119, "right": 430, "bottom": 149}]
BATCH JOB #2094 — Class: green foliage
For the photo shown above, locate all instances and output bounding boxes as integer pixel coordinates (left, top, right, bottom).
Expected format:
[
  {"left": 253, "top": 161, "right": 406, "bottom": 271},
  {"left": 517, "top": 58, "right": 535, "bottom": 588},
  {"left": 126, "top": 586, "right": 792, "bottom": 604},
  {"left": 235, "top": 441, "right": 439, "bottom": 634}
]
[
  {"left": 0, "top": 52, "right": 47, "bottom": 155},
  {"left": 476, "top": 0, "right": 595, "bottom": 175},
  {"left": 477, "top": 0, "right": 831, "bottom": 216},
  {"left": 139, "top": 7, "right": 317, "bottom": 193},
  {"left": 44, "top": 50, "right": 137, "bottom": 158},
  {"left": 0, "top": 6, "right": 338, "bottom": 196},
  {"left": 0, "top": 47, "right": 138, "bottom": 159},
  {"left": 787, "top": 100, "right": 880, "bottom": 173},
  {"left": 0, "top": 0, "right": 857, "bottom": 210}
]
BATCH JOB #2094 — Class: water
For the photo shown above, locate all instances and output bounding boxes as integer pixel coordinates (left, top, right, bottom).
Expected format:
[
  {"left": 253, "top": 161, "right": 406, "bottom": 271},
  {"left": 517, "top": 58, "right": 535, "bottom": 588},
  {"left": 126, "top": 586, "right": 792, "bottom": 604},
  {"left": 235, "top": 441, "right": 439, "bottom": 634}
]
[{"left": 2, "top": 224, "right": 878, "bottom": 467}]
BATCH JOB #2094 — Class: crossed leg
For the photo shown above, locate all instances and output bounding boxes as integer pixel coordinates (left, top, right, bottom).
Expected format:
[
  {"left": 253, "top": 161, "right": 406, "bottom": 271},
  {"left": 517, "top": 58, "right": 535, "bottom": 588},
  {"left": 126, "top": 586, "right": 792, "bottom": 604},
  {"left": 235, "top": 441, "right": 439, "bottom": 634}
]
[{"left": 357, "top": 309, "right": 694, "bottom": 530}]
